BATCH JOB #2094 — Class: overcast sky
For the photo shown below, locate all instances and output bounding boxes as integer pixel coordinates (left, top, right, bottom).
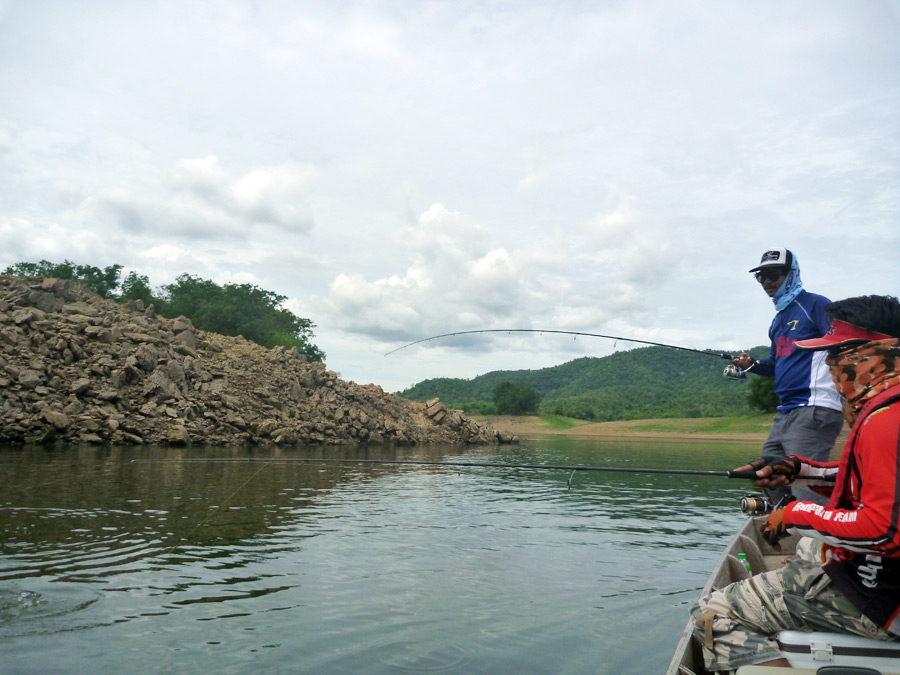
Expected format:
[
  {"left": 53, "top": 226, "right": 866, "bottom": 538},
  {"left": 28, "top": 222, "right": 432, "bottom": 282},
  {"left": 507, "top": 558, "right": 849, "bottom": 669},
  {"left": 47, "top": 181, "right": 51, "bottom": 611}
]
[{"left": 1, "top": 0, "right": 898, "bottom": 392}]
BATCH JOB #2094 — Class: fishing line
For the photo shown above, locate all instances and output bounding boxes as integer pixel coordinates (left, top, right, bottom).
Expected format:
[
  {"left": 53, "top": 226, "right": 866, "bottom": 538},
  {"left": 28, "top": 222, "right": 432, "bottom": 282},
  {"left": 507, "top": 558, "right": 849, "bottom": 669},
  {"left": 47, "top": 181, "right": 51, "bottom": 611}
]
[
  {"left": 151, "top": 456, "right": 276, "bottom": 564},
  {"left": 383, "top": 329, "right": 734, "bottom": 360},
  {"left": 133, "top": 457, "right": 759, "bottom": 479}
]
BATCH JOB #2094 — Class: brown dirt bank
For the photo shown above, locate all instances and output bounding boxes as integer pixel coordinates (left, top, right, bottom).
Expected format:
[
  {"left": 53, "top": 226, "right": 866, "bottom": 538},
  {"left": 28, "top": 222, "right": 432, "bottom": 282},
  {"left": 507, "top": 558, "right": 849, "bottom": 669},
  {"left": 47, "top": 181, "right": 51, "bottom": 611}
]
[
  {"left": 487, "top": 415, "right": 851, "bottom": 452},
  {"left": 487, "top": 416, "right": 766, "bottom": 442}
]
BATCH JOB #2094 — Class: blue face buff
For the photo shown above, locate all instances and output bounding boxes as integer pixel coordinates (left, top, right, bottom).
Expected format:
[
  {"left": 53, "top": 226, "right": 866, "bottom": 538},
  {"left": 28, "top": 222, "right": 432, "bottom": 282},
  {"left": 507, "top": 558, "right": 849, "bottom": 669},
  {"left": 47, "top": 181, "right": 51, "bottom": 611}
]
[{"left": 772, "top": 254, "right": 802, "bottom": 311}]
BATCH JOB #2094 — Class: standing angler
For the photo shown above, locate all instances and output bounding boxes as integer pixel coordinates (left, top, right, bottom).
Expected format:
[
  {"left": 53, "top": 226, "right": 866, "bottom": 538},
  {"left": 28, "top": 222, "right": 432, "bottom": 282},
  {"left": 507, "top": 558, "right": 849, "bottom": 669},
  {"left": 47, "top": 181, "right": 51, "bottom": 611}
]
[{"left": 732, "top": 248, "right": 843, "bottom": 505}]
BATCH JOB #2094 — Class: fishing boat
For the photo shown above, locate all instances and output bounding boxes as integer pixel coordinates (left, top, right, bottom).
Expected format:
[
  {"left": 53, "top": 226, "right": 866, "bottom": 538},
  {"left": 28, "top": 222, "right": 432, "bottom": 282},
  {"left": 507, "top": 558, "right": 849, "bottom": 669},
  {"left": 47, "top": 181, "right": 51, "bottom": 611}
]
[{"left": 667, "top": 513, "right": 900, "bottom": 675}]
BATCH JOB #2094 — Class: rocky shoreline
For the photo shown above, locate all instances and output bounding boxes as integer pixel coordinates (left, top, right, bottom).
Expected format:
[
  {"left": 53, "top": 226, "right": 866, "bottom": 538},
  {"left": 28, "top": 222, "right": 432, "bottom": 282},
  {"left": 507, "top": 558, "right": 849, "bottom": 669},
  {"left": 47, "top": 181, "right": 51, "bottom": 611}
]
[{"left": 0, "top": 275, "right": 516, "bottom": 447}]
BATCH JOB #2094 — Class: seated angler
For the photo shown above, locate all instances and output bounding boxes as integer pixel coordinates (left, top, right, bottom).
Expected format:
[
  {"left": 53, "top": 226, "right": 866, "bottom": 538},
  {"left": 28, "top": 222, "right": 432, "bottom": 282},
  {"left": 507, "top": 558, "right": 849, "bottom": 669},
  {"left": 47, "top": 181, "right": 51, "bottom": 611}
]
[{"left": 690, "top": 294, "right": 900, "bottom": 671}]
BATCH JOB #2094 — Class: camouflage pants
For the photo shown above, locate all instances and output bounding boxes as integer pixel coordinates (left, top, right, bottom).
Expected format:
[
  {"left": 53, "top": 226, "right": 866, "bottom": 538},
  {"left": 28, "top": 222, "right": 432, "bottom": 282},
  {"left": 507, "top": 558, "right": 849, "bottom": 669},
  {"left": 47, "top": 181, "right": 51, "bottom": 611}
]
[{"left": 689, "top": 558, "right": 896, "bottom": 672}]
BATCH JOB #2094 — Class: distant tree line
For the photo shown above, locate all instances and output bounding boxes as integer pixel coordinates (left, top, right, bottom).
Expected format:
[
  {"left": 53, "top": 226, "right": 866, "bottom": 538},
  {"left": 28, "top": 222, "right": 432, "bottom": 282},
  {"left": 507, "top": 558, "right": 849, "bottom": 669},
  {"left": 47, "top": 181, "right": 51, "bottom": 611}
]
[
  {"left": 746, "top": 376, "right": 779, "bottom": 413},
  {"left": 4, "top": 259, "right": 324, "bottom": 362},
  {"left": 400, "top": 346, "right": 779, "bottom": 421},
  {"left": 492, "top": 381, "right": 541, "bottom": 415}
]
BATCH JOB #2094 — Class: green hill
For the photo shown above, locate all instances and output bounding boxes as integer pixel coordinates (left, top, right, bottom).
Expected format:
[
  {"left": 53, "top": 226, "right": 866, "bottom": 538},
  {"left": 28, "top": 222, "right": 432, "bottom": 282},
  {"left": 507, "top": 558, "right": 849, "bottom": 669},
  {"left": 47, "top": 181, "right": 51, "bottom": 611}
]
[{"left": 398, "top": 345, "right": 771, "bottom": 421}]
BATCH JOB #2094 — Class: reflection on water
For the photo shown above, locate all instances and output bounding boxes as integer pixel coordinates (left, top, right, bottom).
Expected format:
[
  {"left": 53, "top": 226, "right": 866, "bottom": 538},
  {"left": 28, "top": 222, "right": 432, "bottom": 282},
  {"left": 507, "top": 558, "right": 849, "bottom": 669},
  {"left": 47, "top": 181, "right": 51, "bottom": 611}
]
[{"left": 1, "top": 438, "right": 756, "bottom": 674}]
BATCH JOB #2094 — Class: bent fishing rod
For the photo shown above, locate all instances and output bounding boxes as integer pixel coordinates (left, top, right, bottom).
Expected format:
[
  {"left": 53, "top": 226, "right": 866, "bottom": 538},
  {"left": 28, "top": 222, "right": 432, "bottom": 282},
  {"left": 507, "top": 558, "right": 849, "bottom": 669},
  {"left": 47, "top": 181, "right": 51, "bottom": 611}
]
[
  {"left": 384, "top": 329, "right": 734, "bottom": 361},
  {"left": 133, "top": 457, "right": 760, "bottom": 479}
]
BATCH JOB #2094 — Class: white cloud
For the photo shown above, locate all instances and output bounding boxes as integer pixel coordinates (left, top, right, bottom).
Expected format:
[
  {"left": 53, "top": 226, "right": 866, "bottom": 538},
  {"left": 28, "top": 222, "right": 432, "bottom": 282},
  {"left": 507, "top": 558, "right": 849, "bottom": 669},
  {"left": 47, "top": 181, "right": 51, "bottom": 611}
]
[
  {"left": 0, "top": 216, "right": 112, "bottom": 265},
  {"left": 81, "top": 156, "right": 317, "bottom": 240},
  {"left": 169, "top": 156, "right": 230, "bottom": 201},
  {"left": 140, "top": 243, "right": 210, "bottom": 269},
  {"left": 323, "top": 198, "right": 679, "bottom": 351}
]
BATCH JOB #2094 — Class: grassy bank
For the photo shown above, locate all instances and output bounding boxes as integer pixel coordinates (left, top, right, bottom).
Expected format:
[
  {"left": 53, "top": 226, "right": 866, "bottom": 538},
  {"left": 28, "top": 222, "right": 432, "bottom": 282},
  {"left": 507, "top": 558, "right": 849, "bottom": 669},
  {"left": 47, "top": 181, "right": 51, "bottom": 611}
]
[{"left": 482, "top": 414, "right": 777, "bottom": 441}]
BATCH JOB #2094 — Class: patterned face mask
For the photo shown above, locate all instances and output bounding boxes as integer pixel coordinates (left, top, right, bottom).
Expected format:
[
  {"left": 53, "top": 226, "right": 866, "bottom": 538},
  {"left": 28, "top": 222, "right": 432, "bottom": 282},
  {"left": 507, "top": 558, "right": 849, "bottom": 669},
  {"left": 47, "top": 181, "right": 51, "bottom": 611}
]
[
  {"left": 771, "top": 255, "right": 802, "bottom": 312},
  {"left": 826, "top": 338, "right": 900, "bottom": 410}
]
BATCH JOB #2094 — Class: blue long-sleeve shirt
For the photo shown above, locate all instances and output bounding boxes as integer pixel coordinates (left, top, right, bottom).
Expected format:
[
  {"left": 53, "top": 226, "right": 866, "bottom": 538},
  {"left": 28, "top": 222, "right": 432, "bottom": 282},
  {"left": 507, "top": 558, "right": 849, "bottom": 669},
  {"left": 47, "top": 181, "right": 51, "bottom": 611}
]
[{"left": 752, "top": 290, "right": 842, "bottom": 413}]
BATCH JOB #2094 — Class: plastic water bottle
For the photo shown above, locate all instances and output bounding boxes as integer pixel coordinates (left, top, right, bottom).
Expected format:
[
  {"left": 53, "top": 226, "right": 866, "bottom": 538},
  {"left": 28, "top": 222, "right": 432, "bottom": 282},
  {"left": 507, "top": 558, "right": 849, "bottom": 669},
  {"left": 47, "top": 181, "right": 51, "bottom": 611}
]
[{"left": 738, "top": 553, "right": 752, "bottom": 574}]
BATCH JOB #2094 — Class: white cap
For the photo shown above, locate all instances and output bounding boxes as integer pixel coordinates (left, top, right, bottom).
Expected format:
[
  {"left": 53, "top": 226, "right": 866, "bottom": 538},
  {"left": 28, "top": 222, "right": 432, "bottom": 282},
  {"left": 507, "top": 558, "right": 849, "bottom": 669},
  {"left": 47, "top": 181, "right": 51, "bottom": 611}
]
[{"left": 749, "top": 248, "right": 793, "bottom": 273}]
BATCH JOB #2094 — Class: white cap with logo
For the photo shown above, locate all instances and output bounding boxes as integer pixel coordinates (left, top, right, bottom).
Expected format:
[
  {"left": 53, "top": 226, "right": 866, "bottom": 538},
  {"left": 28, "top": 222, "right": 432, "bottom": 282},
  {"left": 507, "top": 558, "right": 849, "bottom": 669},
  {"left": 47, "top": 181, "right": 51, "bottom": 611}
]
[{"left": 749, "top": 248, "right": 793, "bottom": 273}]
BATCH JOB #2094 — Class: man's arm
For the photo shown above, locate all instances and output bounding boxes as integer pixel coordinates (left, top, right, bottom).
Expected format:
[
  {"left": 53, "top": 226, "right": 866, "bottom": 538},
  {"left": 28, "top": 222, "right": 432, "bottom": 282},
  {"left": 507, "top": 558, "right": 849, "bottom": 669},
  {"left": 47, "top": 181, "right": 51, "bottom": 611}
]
[
  {"left": 806, "top": 292, "right": 833, "bottom": 335},
  {"left": 752, "top": 339, "right": 777, "bottom": 377},
  {"left": 732, "top": 350, "right": 775, "bottom": 377}
]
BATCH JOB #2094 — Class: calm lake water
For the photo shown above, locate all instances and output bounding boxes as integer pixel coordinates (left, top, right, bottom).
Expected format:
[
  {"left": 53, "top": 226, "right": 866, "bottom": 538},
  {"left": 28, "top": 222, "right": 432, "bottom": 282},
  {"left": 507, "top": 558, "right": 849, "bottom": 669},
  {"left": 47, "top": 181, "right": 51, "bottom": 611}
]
[{"left": 1, "top": 437, "right": 757, "bottom": 674}]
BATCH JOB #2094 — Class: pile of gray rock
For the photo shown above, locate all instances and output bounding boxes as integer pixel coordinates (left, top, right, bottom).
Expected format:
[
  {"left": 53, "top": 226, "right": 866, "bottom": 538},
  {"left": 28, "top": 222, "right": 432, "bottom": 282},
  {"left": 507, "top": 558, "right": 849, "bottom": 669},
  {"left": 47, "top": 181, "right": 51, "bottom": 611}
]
[{"left": 0, "top": 275, "right": 516, "bottom": 447}]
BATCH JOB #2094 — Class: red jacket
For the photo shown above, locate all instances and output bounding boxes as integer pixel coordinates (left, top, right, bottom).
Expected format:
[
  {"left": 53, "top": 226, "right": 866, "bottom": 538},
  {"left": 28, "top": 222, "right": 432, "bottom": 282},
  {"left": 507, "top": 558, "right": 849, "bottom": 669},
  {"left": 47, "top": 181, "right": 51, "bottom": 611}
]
[{"left": 783, "top": 387, "right": 900, "bottom": 635}]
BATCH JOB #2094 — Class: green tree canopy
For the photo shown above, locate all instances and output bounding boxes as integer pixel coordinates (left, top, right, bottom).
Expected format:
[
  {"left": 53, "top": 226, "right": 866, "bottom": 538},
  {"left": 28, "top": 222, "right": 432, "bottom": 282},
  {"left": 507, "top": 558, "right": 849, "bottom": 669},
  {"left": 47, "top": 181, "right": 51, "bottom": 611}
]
[
  {"left": 159, "top": 274, "right": 325, "bottom": 362},
  {"left": 3, "top": 260, "right": 325, "bottom": 362},
  {"left": 118, "top": 271, "right": 156, "bottom": 306},
  {"left": 4, "top": 259, "right": 122, "bottom": 298},
  {"left": 492, "top": 381, "right": 541, "bottom": 415},
  {"left": 746, "top": 376, "right": 779, "bottom": 413}
]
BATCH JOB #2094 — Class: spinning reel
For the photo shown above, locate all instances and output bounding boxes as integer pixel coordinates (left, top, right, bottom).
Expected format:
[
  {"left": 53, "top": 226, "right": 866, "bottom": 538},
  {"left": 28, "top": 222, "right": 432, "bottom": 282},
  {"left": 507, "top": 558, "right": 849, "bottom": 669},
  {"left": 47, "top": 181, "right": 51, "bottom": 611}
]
[
  {"left": 740, "top": 494, "right": 792, "bottom": 515},
  {"left": 723, "top": 359, "right": 756, "bottom": 380},
  {"left": 740, "top": 495, "right": 773, "bottom": 515},
  {"left": 723, "top": 364, "right": 746, "bottom": 380}
]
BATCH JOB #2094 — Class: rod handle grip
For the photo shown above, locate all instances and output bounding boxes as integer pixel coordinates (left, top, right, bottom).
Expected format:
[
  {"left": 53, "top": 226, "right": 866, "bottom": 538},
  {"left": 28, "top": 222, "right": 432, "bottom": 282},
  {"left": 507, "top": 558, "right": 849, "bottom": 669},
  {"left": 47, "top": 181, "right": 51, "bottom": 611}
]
[{"left": 727, "top": 469, "right": 760, "bottom": 479}]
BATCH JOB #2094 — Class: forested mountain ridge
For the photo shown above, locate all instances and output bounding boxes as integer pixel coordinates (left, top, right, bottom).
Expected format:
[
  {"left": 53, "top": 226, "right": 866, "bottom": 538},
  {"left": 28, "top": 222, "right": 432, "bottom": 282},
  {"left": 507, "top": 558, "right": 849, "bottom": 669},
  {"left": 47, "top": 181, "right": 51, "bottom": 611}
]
[{"left": 398, "top": 345, "right": 772, "bottom": 421}]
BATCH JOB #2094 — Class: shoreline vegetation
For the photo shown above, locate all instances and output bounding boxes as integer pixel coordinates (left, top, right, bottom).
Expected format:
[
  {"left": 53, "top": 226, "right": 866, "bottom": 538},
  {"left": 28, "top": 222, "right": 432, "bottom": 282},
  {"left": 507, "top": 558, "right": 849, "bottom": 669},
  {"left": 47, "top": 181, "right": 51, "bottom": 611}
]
[
  {"left": 484, "top": 414, "right": 851, "bottom": 451},
  {"left": 399, "top": 346, "right": 775, "bottom": 423}
]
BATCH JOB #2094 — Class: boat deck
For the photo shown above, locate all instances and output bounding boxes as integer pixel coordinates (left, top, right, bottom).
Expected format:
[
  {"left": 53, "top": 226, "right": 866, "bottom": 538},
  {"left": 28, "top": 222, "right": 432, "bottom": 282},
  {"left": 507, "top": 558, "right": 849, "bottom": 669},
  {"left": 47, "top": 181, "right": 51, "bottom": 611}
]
[
  {"left": 668, "top": 516, "right": 900, "bottom": 675},
  {"left": 668, "top": 516, "right": 800, "bottom": 675}
]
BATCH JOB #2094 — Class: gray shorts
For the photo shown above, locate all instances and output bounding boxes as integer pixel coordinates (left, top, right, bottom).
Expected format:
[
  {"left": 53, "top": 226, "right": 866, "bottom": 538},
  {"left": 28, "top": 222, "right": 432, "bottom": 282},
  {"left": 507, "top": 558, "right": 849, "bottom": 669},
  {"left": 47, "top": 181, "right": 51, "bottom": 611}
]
[
  {"left": 690, "top": 558, "right": 896, "bottom": 672},
  {"left": 761, "top": 405, "right": 844, "bottom": 505}
]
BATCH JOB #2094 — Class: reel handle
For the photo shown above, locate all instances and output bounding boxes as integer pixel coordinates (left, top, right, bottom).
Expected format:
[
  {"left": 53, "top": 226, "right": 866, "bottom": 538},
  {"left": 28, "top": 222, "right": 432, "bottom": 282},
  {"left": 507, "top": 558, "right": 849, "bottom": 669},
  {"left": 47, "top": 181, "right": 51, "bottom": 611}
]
[{"left": 727, "top": 469, "right": 761, "bottom": 479}]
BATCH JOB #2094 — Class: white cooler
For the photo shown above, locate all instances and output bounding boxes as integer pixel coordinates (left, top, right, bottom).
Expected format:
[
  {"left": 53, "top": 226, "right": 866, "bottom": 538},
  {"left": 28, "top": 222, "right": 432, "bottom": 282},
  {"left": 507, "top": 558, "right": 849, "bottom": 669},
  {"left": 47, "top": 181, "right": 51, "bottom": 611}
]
[{"left": 777, "top": 630, "right": 900, "bottom": 673}]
